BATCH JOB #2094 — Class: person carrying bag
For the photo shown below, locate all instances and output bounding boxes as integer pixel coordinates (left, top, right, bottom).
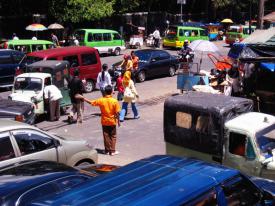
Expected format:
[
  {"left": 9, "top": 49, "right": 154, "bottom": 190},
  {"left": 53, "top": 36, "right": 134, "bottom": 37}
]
[{"left": 119, "top": 71, "right": 140, "bottom": 122}]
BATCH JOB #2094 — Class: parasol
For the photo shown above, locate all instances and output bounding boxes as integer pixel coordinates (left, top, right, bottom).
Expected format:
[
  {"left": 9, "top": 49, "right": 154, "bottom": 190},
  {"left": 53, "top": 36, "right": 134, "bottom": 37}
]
[
  {"left": 221, "top": 18, "right": 233, "bottom": 23},
  {"left": 26, "top": 23, "right": 47, "bottom": 31},
  {"left": 48, "top": 23, "right": 64, "bottom": 29}
]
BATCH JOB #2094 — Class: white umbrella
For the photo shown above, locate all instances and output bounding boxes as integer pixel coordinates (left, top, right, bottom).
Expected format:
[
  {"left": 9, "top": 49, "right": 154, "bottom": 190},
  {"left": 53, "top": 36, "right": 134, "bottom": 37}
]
[
  {"left": 48, "top": 23, "right": 64, "bottom": 29},
  {"left": 189, "top": 40, "right": 220, "bottom": 70}
]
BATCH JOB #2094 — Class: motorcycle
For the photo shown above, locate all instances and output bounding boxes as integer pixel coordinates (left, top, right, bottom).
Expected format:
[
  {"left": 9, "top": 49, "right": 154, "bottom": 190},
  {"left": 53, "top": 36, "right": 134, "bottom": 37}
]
[{"left": 108, "top": 66, "right": 124, "bottom": 90}]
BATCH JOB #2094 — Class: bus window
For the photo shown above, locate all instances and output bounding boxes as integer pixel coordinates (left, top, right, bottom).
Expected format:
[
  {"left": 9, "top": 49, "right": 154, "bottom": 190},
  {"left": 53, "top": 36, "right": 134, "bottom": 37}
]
[
  {"left": 179, "top": 29, "right": 184, "bottom": 36},
  {"left": 113, "top": 33, "right": 122, "bottom": 40},
  {"left": 93, "top": 33, "right": 103, "bottom": 41},
  {"left": 88, "top": 33, "right": 93, "bottom": 42},
  {"left": 103, "top": 33, "right": 111, "bottom": 41}
]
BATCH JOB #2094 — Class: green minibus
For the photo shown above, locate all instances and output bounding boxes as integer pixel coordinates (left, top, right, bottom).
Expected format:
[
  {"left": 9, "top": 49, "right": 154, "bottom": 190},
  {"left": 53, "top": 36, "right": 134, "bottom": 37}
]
[
  {"left": 226, "top": 25, "right": 256, "bottom": 45},
  {"left": 2, "top": 39, "right": 54, "bottom": 53},
  {"left": 74, "top": 29, "right": 125, "bottom": 56},
  {"left": 163, "top": 26, "right": 208, "bottom": 49}
]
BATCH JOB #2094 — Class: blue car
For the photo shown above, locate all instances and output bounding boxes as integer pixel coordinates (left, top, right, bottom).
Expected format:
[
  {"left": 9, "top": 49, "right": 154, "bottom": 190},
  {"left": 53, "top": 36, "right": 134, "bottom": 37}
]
[
  {"left": 30, "top": 155, "right": 274, "bottom": 206},
  {"left": 0, "top": 160, "right": 95, "bottom": 206},
  {"left": 0, "top": 49, "right": 24, "bottom": 88}
]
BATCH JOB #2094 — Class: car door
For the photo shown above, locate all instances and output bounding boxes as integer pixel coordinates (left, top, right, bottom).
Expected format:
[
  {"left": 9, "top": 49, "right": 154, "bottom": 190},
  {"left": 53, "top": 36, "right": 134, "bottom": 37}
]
[
  {"left": 80, "top": 52, "right": 99, "bottom": 81},
  {"left": 158, "top": 51, "right": 172, "bottom": 75},
  {"left": 148, "top": 51, "right": 163, "bottom": 77},
  {"left": 0, "top": 132, "right": 20, "bottom": 167},
  {"left": 11, "top": 129, "right": 59, "bottom": 163}
]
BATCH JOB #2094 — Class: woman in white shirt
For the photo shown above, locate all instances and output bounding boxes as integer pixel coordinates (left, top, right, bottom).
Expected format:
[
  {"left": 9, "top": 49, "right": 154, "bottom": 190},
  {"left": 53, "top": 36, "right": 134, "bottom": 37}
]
[{"left": 96, "top": 64, "right": 111, "bottom": 96}]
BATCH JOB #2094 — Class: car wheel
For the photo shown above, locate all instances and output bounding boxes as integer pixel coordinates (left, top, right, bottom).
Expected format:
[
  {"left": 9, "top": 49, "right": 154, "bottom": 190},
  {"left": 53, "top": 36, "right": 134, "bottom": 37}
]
[
  {"left": 114, "top": 48, "right": 120, "bottom": 56},
  {"left": 84, "top": 80, "right": 95, "bottom": 93},
  {"left": 137, "top": 71, "right": 146, "bottom": 82},
  {"left": 168, "top": 66, "right": 176, "bottom": 77},
  {"left": 75, "top": 159, "right": 95, "bottom": 166}
]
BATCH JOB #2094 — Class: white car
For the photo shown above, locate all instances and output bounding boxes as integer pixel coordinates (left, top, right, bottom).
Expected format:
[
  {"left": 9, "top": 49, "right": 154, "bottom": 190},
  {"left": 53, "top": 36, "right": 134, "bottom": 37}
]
[{"left": 0, "top": 120, "right": 98, "bottom": 167}]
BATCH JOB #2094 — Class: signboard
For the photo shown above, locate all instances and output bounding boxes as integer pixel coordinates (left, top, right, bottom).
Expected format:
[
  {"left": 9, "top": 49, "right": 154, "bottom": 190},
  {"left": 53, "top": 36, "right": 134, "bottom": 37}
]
[{"left": 177, "top": 0, "right": 186, "bottom": 4}]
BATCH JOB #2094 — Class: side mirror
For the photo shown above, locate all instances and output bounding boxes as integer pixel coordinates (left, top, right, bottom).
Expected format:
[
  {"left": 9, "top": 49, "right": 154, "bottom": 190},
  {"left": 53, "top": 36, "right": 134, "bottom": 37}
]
[
  {"left": 151, "top": 58, "right": 156, "bottom": 62},
  {"left": 53, "top": 139, "right": 60, "bottom": 147}
]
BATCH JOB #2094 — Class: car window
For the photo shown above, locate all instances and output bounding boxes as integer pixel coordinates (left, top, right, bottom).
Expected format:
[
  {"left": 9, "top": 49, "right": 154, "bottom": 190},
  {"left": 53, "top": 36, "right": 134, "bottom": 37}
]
[
  {"left": 113, "top": 33, "right": 121, "bottom": 40},
  {"left": 103, "top": 33, "right": 111, "bottom": 41},
  {"left": 12, "top": 52, "right": 24, "bottom": 63},
  {"left": 13, "top": 130, "right": 55, "bottom": 155},
  {"left": 184, "top": 30, "right": 191, "bottom": 37},
  {"left": 179, "top": 29, "right": 184, "bottom": 36},
  {"left": 0, "top": 132, "right": 15, "bottom": 161},
  {"left": 159, "top": 51, "right": 170, "bottom": 60},
  {"left": 184, "top": 189, "right": 217, "bottom": 206},
  {"left": 151, "top": 52, "right": 160, "bottom": 61},
  {"left": 200, "top": 29, "right": 208, "bottom": 36},
  {"left": 93, "top": 33, "right": 103, "bottom": 41},
  {"left": 176, "top": 112, "right": 192, "bottom": 129},
  {"left": 229, "top": 132, "right": 246, "bottom": 157},
  {"left": 81, "top": 53, "right": 97, "bottom": 66},
  {"left": 63, "top": 55, "right": 79, "bottom": 67},
  {"left": 222, "top": 176, "right": 261, "bottom": 206},
  {"left": 88, "top": 33, "right": 93, "bottom": 42},
  {"left": 32, "top": 45, "right": 44, "bottom": 52},
  {"left": 0, "top": 55, "right": 12, "bottom": 64}
]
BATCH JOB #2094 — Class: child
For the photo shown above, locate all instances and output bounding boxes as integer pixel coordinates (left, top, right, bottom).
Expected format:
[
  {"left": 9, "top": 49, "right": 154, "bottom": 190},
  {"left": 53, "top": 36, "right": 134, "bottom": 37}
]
[{"left": 116, "top": 73, "right": 124, "bottom": 101}]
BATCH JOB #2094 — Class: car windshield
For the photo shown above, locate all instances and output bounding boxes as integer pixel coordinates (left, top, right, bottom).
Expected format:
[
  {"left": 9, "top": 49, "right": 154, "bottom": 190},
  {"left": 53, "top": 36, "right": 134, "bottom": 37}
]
[
  {"left": 134, "top": 50, "right": 152, "bottom": 62},
  {"left": 14, "top": 77, "right": 42, "bottom": 91},
  {"left": 256, "top": 126, "right": 275, "bottom": 155}
]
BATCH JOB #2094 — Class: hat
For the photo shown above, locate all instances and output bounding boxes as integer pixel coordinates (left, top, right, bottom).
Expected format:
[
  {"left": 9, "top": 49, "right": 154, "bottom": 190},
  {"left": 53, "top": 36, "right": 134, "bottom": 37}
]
[{"left": 123, "top": 54, "right": 129, "bottom": 59}]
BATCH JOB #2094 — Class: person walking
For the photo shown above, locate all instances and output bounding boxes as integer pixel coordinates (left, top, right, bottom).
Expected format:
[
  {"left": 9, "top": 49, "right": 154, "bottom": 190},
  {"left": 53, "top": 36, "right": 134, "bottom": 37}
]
[
  {"left": 152, "top": 27, "right": 160, "bottom": 48},
  {"left": 116, "top": 72, "right": 124, "bottom": 101},
  {"left": 119, "top": 71, "right": 139, "bottom": 122},
  {"left": 68, "top": 69, "right": 85, "bottom": 124},
  {"left": 51, "top": 33, "right": 60, "bottom": 47},
  {"left": 96, "top": 63, "right": 111, "bottom": 96},
  {"left": 44, "top": 78, "right": 63, "bottom": 121},
  {"left": 130, "top": 51, "right": 139, "bottom": 82},
  {"left": 81, "top": 85, "right": 121, "bottom": 156}
]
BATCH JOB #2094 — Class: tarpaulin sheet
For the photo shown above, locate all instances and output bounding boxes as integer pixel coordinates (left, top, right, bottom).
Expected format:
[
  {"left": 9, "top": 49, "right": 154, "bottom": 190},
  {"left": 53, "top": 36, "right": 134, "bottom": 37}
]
[{"left": 164, "top": 92, "right": 253, "bottom": 157}]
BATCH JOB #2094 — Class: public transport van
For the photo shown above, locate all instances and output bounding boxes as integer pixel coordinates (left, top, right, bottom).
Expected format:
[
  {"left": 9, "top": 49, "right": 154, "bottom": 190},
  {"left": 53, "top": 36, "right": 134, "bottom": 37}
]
[
  {"left": 22, "top": 46, "right": 102, "bottom": 92},
  {"left": 163, "top": 26, "right": 208, "bottom": 49},
  {"left": 1, "top": 39, "right": 54, "bottom": 53},
  {"left": 74, "top": 29, "right": 126, "bottom": 56},
  {"left": 226, "top": 25, "right": 256, "bottom": 45}
]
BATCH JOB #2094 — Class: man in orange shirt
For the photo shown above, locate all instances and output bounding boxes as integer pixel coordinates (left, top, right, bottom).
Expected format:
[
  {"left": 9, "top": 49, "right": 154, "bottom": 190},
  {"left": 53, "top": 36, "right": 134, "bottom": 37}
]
[
  {"left": 81, "top": 85, "right": 121, "bottom": 156},
  {"left": 131, "top": 51, "right": 139, "bottom": 83}
]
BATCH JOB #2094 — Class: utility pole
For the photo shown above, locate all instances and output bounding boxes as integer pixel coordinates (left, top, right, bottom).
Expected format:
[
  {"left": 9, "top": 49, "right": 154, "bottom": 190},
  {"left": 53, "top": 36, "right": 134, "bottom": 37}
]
[
  {"left": 177, "top": 0, "right": 186, "bottom": 23},
  {"left": 257, "top": 0, "right": 265, "bottom": 29},
  {"left": 249, "top": 0, "right": 252, "bottom": 34}
]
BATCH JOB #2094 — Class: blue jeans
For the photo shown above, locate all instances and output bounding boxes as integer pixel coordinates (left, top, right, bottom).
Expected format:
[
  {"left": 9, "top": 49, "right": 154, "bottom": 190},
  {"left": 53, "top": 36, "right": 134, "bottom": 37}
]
[{"left": 120, "top": 102, "right": 138, "bottom": 121}]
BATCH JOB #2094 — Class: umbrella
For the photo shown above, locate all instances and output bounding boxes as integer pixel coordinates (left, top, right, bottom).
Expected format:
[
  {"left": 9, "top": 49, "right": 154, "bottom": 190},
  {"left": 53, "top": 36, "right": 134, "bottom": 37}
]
[
  {"left": 48, "top": 23, "right": 64, "bottom": 29},
  {"left": 26, "top": 23, "right": 47, "bottom": 31},
  {"left": 189, "top": 40, "right": 220, "bottom": 70},
  {"left": 221, "top": 18, "right": 233, "bottom": 23}
]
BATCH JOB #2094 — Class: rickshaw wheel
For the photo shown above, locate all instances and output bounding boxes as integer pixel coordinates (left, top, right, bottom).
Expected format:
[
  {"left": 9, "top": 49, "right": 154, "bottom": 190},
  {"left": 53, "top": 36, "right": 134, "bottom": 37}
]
[{"left": 84, "top": 80, "right": 95, "bottom": 93}]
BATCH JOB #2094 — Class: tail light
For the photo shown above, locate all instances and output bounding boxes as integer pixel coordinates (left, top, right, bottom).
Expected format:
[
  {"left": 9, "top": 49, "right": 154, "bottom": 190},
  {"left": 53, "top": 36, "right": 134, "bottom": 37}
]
[
  {"left": 4, "top": 42, "right": 8, "bottom": 49},
  {"left": 15, "top": 115, "right": 24, "bottom": 122},
  {"left": 15, "top": 66, "right": 22, "bottom": 76}
]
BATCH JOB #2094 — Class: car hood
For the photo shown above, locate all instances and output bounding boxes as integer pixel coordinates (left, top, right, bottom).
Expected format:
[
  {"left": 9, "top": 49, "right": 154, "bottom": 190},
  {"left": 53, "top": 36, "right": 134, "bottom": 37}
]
[
  {"left": 250, "top": 176, "right": 275, "bottom": 197},
  {"left": 9, "top": 91, "right": 37, "bottom": 103},
  {"left": 0, "top": 99, "right": 32, "bottom": 116}
]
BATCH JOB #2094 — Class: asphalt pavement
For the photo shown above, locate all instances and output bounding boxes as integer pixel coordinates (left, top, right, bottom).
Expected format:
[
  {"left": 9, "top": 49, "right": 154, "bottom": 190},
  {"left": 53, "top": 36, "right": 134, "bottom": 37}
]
[{"left": 0, "top": 41, "right": 230, "bottom": 166}]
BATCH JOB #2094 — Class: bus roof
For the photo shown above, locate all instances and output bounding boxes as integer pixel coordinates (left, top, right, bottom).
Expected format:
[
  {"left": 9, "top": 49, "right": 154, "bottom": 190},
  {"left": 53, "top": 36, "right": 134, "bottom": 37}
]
[
  {"left": 170, "top": 25, "right": 206, "bottom": 30},
  {"left": 29, "top": 155, "right": 239, "bottom": 206},
  {"left": 76, "top": 29, "right": 119, "bottom": 33},
  {"left": 6, "top": 39, "right": 53, "bottom": 45}
]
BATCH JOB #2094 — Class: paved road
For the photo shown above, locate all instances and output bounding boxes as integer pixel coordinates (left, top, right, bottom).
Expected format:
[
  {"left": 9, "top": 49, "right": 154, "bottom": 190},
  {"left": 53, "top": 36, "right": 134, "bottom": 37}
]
[{"left": 0, "top": 41, "right": 230, "bottom": 166}]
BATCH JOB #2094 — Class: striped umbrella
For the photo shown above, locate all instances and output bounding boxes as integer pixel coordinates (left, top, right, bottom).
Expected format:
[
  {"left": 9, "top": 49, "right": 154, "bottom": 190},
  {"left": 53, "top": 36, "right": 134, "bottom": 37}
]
[{"left": 26, "top": 23, "right": 47, "bottom": 31}]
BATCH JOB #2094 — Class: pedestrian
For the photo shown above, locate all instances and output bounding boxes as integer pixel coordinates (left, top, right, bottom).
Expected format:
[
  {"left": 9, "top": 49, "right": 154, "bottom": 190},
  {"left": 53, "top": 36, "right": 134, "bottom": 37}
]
[
  {"left": 81, "top": 85, "right": 121, "bottom": 156},
  {"left": 96, "top": 63, "right": 111, "bottom": 96},
  {"left": 119, "top": 71, "right": 140, "bottom": 122},
  {"left": 116, "top": 72, "right": 124, "bottom": 101},
  {"left": 12, "top": 33, "right": 19, "bottom": 40},
  {"left": 152, "top": 27, "right": 160, "bottom": 48},
  {"left": 44, "top": 77, "right": 63, "bottom": 121},
  {"left": 119, "top": 54, "right": 133, "bottom": 72},
  {"left": 51, "top": 33, "right": 60, "bottom": 47},
  {"left": 68, "top": 69, "right": 85, "bottom": 124},
  {"left": 73, "top": 36, "right": 79, "bottom": 46},
  {"left": 130, "top": 51, "right": 139, "bottom": 82}
]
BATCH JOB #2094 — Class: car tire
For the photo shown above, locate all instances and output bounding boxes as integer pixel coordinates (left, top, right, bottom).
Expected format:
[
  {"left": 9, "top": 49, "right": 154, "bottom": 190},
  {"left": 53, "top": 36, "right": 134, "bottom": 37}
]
[
  {"left": 75, "top": 159, "right": 95, "bottom": 166},
  {"left": 137, "top": 71, "right": 146, "bottom": 82},
  {"left": 168, "top": 66, "right": 176, "bottom": 77},
  {"left": 84, "top": 80, "right": 95, "bottom": 93},
  {"left": 114, "top": 48, "right": 120, "bottom": 56}
]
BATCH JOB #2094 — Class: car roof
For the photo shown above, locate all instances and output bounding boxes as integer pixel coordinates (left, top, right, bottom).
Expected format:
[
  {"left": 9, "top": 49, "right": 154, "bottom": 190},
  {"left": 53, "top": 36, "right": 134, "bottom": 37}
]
[
  {"left": 27, "top": 46, "right": 97, "bottom": 58},
  {"left": 225, "top": 112, "right": 275, "bottom": 135},
  {"left": 16, "top": 72, "right": 51, "bottom": 79},
  {"left": 0, "top": 49, "right": 23, "bottom": 55},
  {"left": 6, "top": 39, "right": 53, "bottom": 45},
  {"left": 31, "top": 155, "right": 239, "bottom": 206},
  {"left": 76, "top": 29, "right": 119, "bottom": 33},
  {"left": 170, "top": 25, "right": 205, "bottom": 30},
  {"left": 0, "top": 160, "right": 78, "bottom": 201},
  {"left": 0, "top": 119, "right": 34, "bottom": 132},
  {"left": 27, "top": 60, "right": 69, "bottom": 70}
]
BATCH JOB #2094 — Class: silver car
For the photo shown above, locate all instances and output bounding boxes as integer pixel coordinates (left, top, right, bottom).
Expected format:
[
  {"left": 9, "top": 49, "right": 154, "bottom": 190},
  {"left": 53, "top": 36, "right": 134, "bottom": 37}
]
[{"left": 0, "top": 120, "right": 98, "bottom": 167}]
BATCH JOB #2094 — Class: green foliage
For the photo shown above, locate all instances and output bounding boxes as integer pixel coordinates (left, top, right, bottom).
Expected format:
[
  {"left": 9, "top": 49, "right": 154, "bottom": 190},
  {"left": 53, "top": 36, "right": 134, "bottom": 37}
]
[{"left": 49, "top": 0, "right": 115, "bottom": 23}]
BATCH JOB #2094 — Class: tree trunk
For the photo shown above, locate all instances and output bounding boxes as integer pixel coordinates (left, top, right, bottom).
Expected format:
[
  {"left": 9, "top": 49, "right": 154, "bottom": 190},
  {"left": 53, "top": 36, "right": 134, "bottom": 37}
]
[{"left": 257, "top": 0, "right": 265, "bottom": 29}]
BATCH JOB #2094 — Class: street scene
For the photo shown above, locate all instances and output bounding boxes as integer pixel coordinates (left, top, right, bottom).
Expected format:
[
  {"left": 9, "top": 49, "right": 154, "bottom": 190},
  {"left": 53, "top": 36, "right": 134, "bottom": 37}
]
[{"left": 0, "top": 0, "right": 275, "bottom": 205}]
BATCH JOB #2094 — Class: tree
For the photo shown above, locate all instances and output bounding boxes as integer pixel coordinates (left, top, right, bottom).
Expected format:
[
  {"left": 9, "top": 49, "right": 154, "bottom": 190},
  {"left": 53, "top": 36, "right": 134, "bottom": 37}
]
[{"left": 49, "top": 0, "right": 115, "bottom": 23}]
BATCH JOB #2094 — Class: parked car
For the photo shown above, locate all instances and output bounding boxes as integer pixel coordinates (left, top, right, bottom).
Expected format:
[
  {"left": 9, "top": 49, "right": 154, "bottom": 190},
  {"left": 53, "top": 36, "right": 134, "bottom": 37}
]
[
  {"left": 22, "top": 46, "right": 102, "bottom": 92},
  {"left": 0, "top": 120, "right": 98, "bottom": 168},
  {"left": 30, "top": 155, "right": 275, "bottom": 206},
  {"left": 0, "top": 160, "right": 118, "bottom": 206},
  {"left": 0, "top": 97, "right": 35, "bottom": 124},
  {"left": 0, "top": 49, "right": 24, "bottom": 88},
  {"left": 112, "top": 49, "right": 179, "bottom": 82}
]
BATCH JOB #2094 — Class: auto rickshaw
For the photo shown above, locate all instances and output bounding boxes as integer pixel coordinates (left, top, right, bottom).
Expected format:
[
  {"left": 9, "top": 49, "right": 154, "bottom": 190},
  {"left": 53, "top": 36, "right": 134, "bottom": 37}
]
[{"left": 10, "top": 60, "right": 71, "bottom": 115}]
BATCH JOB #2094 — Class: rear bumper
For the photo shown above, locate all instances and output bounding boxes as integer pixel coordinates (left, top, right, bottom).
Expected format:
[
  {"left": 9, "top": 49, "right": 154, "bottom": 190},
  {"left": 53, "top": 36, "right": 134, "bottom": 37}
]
[{"left": 163, "top": 40, "right": 182, "bottom": 48}]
